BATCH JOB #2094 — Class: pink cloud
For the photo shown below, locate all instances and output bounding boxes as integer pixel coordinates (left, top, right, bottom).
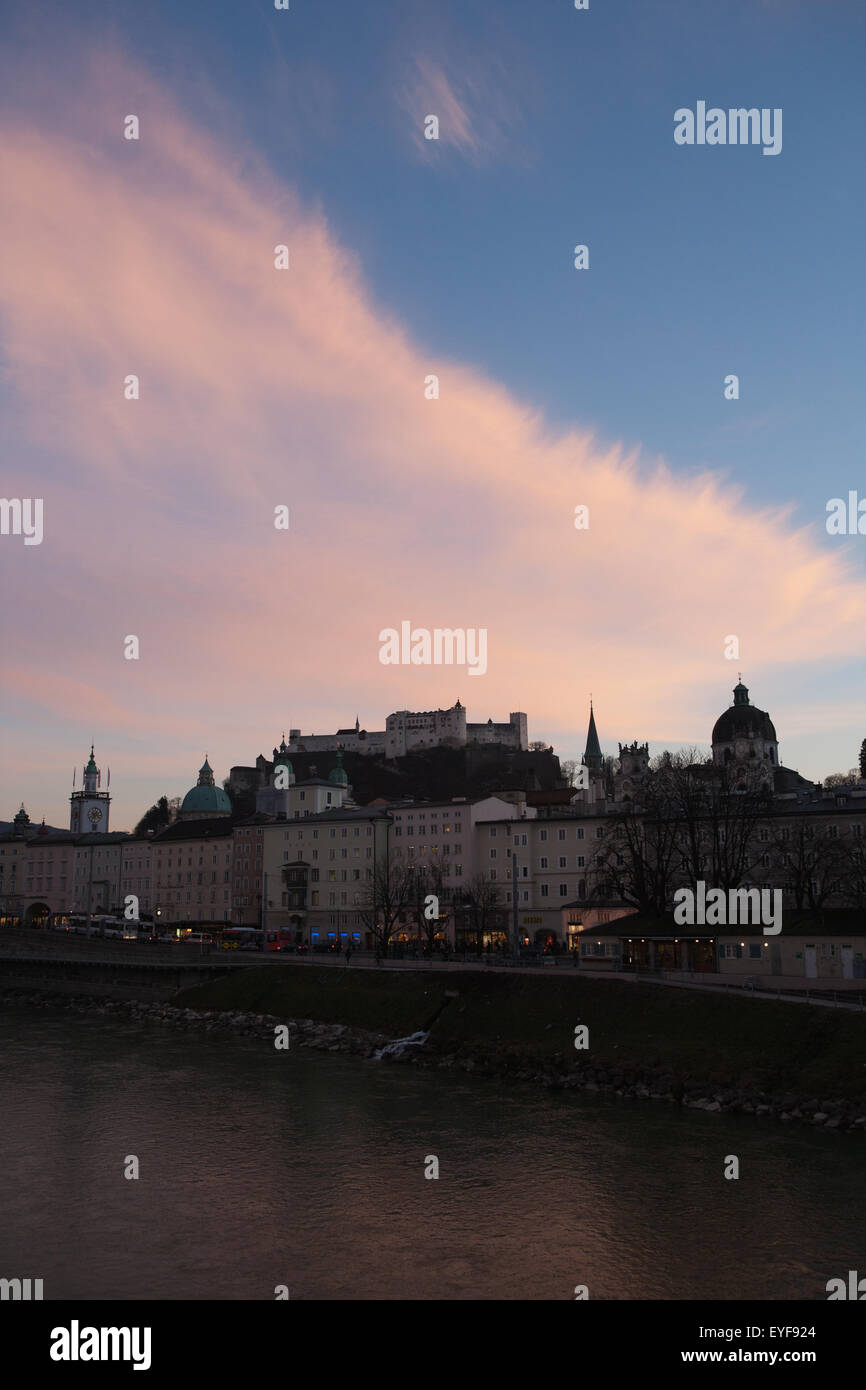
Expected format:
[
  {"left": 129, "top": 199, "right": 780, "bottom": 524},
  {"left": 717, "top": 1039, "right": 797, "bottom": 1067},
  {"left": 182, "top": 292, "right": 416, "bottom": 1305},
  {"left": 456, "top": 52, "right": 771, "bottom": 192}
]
[{"left": 0, "top": 49, "right": 864, "bottom": 826}]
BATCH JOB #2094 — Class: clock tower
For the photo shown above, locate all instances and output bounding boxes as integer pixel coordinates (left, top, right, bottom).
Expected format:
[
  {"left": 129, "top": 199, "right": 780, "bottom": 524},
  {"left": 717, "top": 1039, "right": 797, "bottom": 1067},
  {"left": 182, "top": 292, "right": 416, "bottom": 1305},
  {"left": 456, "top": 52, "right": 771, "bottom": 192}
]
[{"left": 70, "top": 744, "right": 111, "bottom": 834}]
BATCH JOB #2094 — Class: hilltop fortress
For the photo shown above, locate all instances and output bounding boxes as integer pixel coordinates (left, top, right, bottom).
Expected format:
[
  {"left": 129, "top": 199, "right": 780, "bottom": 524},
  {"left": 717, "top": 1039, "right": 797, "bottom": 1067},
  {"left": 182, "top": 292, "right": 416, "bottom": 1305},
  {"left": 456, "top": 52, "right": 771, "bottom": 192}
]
[{"left": 278, "top": 701, "right": 528, "bottom": 760}]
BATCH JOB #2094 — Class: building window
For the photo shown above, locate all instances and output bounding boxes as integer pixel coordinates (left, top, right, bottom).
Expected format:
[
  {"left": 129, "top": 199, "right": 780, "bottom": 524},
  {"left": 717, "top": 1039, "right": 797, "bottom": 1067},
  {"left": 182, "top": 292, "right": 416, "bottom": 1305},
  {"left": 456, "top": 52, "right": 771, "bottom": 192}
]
[{"left": 559, "top": 883, "right": 568, "bottom": 897}]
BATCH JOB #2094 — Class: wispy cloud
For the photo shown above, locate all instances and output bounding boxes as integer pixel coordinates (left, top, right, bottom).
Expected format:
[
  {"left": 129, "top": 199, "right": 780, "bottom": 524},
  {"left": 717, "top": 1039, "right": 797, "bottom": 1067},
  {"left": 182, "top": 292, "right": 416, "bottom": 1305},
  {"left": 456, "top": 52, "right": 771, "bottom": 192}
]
[
  {"left": 395, "top": 54, "right": 525, "bottom": 165},
  {"left": 0, "top": 47, "right": 864, "bottom": 824}
]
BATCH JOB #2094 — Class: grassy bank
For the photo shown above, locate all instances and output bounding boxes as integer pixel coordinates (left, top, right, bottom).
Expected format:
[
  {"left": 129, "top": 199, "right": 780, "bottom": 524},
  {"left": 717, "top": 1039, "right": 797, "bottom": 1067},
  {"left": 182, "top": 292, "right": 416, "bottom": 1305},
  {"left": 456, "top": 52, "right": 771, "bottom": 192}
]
[{"left": 173, "top": 964, "right": 866, "bottom": 1100}]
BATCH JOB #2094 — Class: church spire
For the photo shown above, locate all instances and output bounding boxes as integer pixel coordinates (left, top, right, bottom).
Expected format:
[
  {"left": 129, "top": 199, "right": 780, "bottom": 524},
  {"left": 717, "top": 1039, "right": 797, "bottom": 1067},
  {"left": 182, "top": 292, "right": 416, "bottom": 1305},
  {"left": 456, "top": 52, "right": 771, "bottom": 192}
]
[{"left": 583, "top": 701, "right": 603, "bottom": 770}]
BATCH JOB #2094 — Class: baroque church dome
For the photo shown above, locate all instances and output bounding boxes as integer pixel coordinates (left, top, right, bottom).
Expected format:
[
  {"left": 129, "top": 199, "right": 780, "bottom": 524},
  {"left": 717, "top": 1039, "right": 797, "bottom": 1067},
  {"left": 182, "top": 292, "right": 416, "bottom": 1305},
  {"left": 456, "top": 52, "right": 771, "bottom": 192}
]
[
  {"left": 180, "top": 756, "right": 232, "bottom": 817},
  {"left": 711, "top": 682, "right": 777, "bottom": 746}
]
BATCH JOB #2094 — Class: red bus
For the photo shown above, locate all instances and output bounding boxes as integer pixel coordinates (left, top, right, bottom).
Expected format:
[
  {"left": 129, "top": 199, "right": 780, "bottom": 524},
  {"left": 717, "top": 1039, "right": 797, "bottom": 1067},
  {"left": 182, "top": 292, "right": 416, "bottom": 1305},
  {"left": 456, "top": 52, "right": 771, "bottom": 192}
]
[{"left": 265, "top": 929, "right": 293, "bottom": 952}]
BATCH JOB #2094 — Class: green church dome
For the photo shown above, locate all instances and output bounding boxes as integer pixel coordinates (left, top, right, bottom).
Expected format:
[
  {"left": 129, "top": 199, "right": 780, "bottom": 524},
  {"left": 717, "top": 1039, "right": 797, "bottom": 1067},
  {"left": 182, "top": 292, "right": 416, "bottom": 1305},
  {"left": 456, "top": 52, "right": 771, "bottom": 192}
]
[
  {"left": 180, "top": 784, "right": 232, "bottom": 815},
  {"left": 329, "top": 751, "right": 349, "bottom": 786},
  {"left": 180, "top": 754, "right": 231, "bottom": 816}
]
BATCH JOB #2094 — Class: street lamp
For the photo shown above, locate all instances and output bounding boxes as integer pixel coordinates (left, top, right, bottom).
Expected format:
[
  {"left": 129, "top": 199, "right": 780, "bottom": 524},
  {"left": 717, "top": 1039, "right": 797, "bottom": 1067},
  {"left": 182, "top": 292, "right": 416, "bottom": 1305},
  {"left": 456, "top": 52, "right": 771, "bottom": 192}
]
[{"left": 511, "top": 854, "right": 520, "bottom": 963}]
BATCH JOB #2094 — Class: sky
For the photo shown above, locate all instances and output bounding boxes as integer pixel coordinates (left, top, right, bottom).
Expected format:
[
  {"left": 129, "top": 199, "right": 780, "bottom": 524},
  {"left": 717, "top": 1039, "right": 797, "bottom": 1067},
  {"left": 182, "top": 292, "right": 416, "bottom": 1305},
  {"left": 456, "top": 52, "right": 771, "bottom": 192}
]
[{"left": 1, "top": 0, "right": 864, "bottom": 831}]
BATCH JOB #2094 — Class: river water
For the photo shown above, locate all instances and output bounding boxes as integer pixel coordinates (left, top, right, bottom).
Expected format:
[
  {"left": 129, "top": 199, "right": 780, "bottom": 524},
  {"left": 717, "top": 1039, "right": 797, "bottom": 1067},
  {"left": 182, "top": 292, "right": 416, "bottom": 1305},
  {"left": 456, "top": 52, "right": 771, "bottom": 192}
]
[{"left": 0, "top": 1004, "right": 862, "bottom": 1300}]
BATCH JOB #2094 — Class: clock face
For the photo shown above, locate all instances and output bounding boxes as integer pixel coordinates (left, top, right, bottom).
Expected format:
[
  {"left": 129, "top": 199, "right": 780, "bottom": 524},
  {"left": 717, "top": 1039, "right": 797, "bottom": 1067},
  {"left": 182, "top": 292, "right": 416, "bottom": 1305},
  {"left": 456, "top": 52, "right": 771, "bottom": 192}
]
[
  {"left": 735, "top": 741, "right": 747, "bottom": 758},
  {"left": 88, "top": 807, "right": 102, "bottom": 825}
]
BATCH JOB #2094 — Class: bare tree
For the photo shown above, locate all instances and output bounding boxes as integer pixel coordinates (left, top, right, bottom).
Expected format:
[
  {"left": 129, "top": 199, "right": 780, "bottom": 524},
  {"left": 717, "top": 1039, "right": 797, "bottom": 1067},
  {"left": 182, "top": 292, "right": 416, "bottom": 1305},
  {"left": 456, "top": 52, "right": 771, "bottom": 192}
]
[
  {"left": 560, "top": 759, "right": 578, "bottom": 788},
  {"left": 405, "top": 861, "right": 449, "bottom": 951},
  {"left": 455, "top": 874, "right": 502, "bottom": 952},
  {"left": 774, "top": 819, "right": 856, "bottom": 911},
  {"left": 840, "top": 833, "right": 866, "bottom": 911},
  {"left": 595, "top": 762, "right": 683, "bottom": 916},
  {"left": 823, "top": 770, "right": 858, "bottom": 789},
  {"left": 355, "top": 858, "right": 416, "bottom": 957},
  {"left": 596, "top": 750, "right": 774, "bottom": 912},
  {"left": 666, "top": 752, "right": 771, "bottom": 894}
]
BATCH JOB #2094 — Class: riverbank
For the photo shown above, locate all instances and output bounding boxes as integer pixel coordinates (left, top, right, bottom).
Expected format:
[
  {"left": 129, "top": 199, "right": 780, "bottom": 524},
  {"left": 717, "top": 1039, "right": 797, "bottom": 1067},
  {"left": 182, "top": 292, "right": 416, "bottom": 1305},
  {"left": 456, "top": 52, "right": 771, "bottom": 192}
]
[{"left": 4, "top": 960, "right": 866, "bottom": 1130}]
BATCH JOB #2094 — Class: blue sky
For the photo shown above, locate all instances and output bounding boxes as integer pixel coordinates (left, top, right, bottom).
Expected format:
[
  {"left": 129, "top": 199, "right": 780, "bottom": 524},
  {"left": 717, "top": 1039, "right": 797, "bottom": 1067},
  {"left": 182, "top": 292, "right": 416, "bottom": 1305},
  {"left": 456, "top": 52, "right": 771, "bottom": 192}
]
[
  {"left": 2, "top": 0, "right": 865, "bottom": 825},
  {"left": 44, "top": 0, "right": 861, "bottom": 524}
]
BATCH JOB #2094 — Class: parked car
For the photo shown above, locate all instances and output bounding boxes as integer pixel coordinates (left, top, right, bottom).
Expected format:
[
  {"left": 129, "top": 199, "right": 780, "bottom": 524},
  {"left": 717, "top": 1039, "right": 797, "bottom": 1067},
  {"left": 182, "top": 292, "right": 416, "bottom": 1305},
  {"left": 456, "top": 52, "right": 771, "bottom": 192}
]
[{"left": 182, "top": 933, "right": 213, "bottom": 945}]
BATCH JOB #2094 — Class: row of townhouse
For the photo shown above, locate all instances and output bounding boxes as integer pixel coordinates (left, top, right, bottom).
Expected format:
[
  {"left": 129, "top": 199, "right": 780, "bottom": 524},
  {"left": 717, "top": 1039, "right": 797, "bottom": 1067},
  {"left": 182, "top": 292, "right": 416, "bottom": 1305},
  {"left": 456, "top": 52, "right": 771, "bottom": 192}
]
[
  {"left": 469, "top": 791, "right": 866, "bottom": 949},
  {"left": 5, "top": 786, "right": 863, "bottom": 958},
  {"left": 0, "top": 831, "right": 131, "bottom": 924},
  {"left": 0, "top": 821, "right": 235, "bottom": 929},
  {"left": 257, "top": 795, "right": 532, "bottom": 947},
  {"left": 1, "top": 793, "right": 533, "bottom": 936}
]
